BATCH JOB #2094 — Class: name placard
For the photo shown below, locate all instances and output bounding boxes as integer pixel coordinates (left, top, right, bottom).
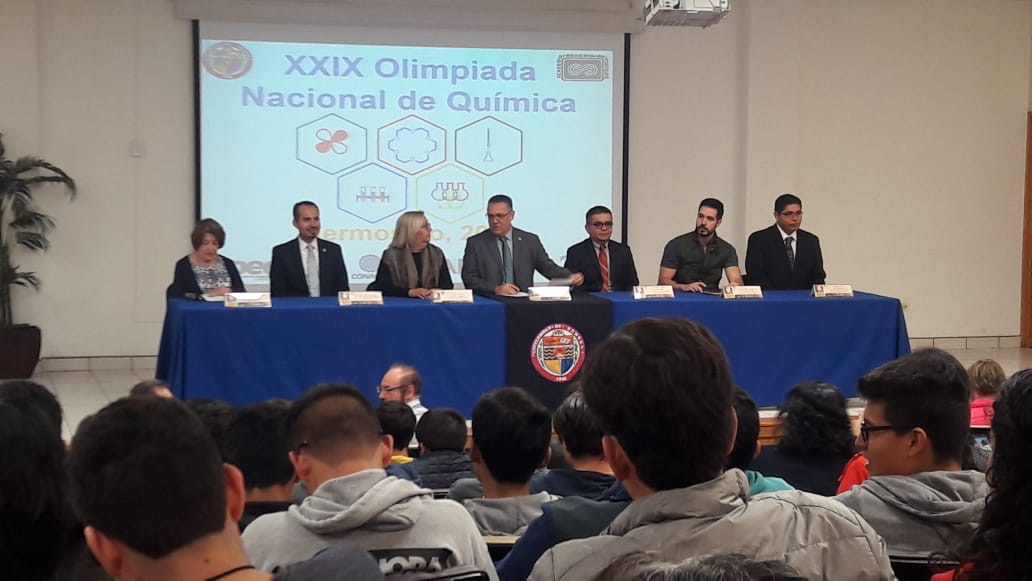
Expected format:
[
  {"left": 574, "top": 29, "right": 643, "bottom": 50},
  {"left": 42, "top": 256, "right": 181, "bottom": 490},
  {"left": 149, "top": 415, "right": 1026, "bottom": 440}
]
[
  {"left": 632, "top": 285, "right": 675, "bottom": 300},
  {"left": 431, "top": 289, "right": 474, "bottom": 304},
  {"left": 722, "top": 285, "right": 764, "bottom": 299},
  {"left": 529, "top": 286, "right": 572, "bottom": 302},
  {"left": 338, "top": 291, "right": 384, "bottom": 306},
  {"left": 812, "top": 284, "right": 854, "bottom": 298},
  {"left": 224, "top": 292, "right": 271, "bottom": 308}
]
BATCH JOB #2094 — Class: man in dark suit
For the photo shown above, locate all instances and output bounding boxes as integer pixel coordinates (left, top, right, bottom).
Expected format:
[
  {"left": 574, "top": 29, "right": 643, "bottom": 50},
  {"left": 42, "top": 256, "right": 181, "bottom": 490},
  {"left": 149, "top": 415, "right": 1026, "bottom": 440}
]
[
  {"left": 744, "top": 193, "right": 826, "bottom": 290},
  {"left": 461, "top": 194, "right": 582, "bottom": 295},
  {"left": 269, "top": 201, "right": 349, "bottom": 297},
  {"left": 564, "top": 205, "right": 639, "bottom": 292}
]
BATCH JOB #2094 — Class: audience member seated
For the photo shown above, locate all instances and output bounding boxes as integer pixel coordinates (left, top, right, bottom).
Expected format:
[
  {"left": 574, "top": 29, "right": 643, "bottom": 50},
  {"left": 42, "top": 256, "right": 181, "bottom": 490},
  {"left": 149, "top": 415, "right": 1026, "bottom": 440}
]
[
  {"left": 129, "top": 379, "right": 174, "bottom": 399},
  {"left": 836, "top": 452, "right": 870, "bottom": 493},
  {"left": 377, "top": 400, "right": 422, "bottom": 484},
  {"left": 166, "top": 217, "right": 246, "bottom": 299},
  {"left": 242, "top": 383, "right": 495, "bottom": 578},
  {"left": 932, "top": 369, "right": 1032, "bottom": 581},
  {"left": 223, "top": 402, "right": 297, "bottom": 532},
  {"left": 377, "top": 363, "right": 429, "bottom": 445},
  {"left": 0, "top": 399, "right": 107, "bottom": 581},
  {"left": 595, "top": 551, "right": 806, "bottom": 581},
  {"left": 836, "top": 348, "right": 989, "bottom": 559},
  {"left": 412, "top": 407, "right": 475, "bottom": 490},
  {"left": 530, "top": 318, "right": 891, "bottom": 580},
  {"left": 462, "top": 387, "right": 559, "bottom": 536},
  {"left": 749, "top": 381, "right": 856, "bottom": 496},
  {"left": 728, "top": 388, "right": 793, "bottom": 495},
  {"left": 967, "top": 359, "right": 1004, "bottom": 427},
  {"left": 185, "top": 397, "right": 235, "bottom": 460},
  {"left": 65, "top": 396, "right": 381, "bottom": 581},
  {"left": 530, "top": 391, "right": 618, "bottom": 500}
]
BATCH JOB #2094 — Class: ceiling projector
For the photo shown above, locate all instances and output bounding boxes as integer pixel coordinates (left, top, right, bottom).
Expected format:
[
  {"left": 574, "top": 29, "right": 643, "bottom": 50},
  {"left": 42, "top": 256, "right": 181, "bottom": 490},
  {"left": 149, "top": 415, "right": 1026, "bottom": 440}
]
[{"left": 643, "top": 0, "right": 730, "bottom": 27}]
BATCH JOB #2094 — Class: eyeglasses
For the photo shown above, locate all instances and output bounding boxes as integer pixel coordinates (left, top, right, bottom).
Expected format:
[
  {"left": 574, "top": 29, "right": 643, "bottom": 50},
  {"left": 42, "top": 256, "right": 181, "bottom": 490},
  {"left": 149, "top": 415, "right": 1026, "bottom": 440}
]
[
  {"left": 421, "top": 222, "right": 432, "bottom": 231},
  {"left": 779, "top": 211, "right": 804, "bottom": 218},
  {"left": 376, "top": 384, "right": 407, "bottom": 395},
  {"left": 294, "top": 440, "right": 311, "bottom": 454},
  {"left": 859, "top": 421, "right": 911, "bottom": 443},
  {"left": 486, "top": 211, "right": 513, "bottom": 220},
  {"left": 590, "top": 221, "right": 614, "bottom": 229}
]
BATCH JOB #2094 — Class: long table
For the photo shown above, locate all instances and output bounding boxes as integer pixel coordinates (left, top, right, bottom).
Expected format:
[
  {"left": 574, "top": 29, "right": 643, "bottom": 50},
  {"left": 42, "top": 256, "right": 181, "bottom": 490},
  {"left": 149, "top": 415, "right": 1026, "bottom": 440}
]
[{"left": 157, "top": 291, "right": 909, "bottom": 411}]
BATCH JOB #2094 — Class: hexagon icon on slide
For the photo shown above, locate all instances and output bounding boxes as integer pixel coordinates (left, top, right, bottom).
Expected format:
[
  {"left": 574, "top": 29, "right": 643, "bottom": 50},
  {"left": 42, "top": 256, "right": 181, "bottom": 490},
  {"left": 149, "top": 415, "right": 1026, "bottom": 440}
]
[
  {"left": 416, "top": 164, "right": 485, "bottom": 225},
  {"left": 337, "top": 163, "right": 409, "bottom": 224},
  {"left": 455, "top": 116, "right": 523, "bottom": 176},
  {"left": 378, "top": 115, "right": 447, "bottom": 175},
  {"left": 297, "top": 114, "right": 368, "bottom": 175}
]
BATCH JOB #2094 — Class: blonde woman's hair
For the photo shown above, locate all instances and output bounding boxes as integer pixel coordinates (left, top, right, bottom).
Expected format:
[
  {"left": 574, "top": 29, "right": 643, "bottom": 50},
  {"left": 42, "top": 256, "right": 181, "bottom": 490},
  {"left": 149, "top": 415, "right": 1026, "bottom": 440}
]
[
  {"left": 968, "top": 359, "right": 1006, "bottom": 398},
  {"left": 390, "top": 211, "right": 428, "bottom": 249}
]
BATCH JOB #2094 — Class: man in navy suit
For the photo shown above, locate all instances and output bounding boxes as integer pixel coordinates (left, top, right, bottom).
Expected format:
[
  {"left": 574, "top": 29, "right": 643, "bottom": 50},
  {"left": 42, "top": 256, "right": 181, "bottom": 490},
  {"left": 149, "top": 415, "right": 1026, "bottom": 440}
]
[
  {"left": 461, "top": 194, "right": 583, "bottom": 296},
  {"left": 564, "top": 206, "right": 639, "bottom": 292},
  {"left": 744, "top": 193, "right": 826, "bottom": 290},
  {"left": 269, "top": 201, "right": 349, "bottom": 297}
]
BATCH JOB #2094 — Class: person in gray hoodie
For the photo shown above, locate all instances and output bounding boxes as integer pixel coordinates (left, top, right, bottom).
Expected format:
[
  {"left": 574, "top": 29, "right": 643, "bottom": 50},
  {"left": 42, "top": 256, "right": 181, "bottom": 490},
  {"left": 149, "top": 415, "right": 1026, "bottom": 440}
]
[
  {"left": 242, "top": 383, "right": 496, "bottom": 579},
  {"left": 530, "top": 318, "right": 892, "bottom": 581},
  {"left": 462, "top": 387, "right": 559, "bottom": 536},
  {"left": 836, "top": 348, "right": 989, "bottom": 559}
]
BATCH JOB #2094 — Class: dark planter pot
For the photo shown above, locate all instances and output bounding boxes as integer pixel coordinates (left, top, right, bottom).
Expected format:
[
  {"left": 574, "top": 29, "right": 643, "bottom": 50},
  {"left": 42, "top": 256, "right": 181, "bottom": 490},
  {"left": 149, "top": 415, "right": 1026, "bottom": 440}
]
[{"left": 0, "top": 324, "right": 42, "bottom": 379}]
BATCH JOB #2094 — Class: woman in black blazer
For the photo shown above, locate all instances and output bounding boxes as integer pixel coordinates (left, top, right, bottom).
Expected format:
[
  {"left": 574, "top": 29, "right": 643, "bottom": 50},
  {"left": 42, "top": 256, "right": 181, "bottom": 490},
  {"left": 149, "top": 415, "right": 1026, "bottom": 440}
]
[{"left": 166, "top": 218, "right": 246, "bottom": 299}]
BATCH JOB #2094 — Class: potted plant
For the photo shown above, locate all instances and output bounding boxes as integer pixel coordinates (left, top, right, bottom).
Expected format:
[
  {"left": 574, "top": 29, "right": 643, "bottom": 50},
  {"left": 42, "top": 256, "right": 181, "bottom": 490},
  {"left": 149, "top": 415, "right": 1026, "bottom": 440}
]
[{"left": 0, "top": 133, "right": 76, "bottom": 378}]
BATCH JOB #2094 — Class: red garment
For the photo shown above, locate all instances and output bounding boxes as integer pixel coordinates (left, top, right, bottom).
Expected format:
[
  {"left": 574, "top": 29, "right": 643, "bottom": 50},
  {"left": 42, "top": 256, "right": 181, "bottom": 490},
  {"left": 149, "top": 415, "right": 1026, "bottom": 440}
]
[
  {"left": 836, "top": 452, "right": 869, "bottom": 494},
  {"left": 970, "top": 397, "right": 995, "bottom": 427}
]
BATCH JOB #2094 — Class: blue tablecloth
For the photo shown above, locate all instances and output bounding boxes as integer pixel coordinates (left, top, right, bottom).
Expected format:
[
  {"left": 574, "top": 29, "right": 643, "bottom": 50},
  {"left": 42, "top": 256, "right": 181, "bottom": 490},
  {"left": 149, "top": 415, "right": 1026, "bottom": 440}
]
[
  {"left": 157, "top": 297, "right": 506, "bottom": 412},
  {"left": 157, "top": 291, "right": 908, "bottom": 412},
  {"left": 604, "top": 290, "right": 910, "bottom": 405}
]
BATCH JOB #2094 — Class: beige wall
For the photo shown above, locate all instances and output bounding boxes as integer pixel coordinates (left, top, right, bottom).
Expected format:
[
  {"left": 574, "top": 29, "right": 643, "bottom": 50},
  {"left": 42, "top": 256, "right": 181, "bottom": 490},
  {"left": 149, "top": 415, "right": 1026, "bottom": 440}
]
[{"left": 1, "top": 0, "right": 1029, "bottom": 357}]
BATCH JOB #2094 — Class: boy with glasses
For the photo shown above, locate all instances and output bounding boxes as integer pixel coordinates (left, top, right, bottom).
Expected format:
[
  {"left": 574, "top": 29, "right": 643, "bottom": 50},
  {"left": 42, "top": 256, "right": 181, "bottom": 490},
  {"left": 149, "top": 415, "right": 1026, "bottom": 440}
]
[{"left": 836, "top": 348, "right": 988, "bottom": 558}]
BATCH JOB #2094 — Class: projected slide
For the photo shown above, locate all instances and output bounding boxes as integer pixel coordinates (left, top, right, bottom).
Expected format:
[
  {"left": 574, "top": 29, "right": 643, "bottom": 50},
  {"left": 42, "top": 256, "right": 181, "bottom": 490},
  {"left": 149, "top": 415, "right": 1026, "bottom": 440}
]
[{"left": 199, "top": 39, "right": 615, "bottom": 288}]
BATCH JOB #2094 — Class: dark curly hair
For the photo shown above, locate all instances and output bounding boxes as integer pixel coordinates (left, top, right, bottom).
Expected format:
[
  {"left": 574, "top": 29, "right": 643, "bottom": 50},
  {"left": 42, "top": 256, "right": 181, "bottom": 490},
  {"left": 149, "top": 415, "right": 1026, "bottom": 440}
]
[
  {"left": 776, "top": 381, "right": 855, "bottom": 459},
  {"left": 958, "top": 369, "right": 1032, "bottom": 580}
]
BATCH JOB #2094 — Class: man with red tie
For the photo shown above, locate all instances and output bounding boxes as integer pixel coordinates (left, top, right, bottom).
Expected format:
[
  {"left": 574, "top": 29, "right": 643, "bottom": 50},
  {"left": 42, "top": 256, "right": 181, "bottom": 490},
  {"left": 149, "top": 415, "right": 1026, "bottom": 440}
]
[{"left": 564, "top": 206, "right": 640, "bottom": 292}]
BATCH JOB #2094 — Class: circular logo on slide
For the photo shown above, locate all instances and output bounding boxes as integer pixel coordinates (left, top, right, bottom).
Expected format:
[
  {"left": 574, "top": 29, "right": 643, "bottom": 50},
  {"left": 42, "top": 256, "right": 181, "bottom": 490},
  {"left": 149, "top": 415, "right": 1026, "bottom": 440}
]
[
  {"left": 202, "top": 42, "right": 253, "bottom": 80},
  {"left": 530, "top": 323, "right": 586, "bottom": 383}
]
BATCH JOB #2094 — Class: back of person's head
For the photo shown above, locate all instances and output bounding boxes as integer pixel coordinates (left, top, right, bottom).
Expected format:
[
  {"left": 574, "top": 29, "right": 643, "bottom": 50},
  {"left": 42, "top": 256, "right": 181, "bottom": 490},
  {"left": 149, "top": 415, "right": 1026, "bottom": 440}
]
[
  {"left": 129, "top": 379, "right": 172, "bottom": 399},
  {"left": 858, "top": 348, "right": 970, "bottom": 464},
  {"left": 185, "top": 398, "right": 235, "bottom": 459},
  {"left": 377, "top": 401, "right": 416, "bottom": 453},
  {"left": 595, "top": 551, "right": 805, "bottom": 581},
  {"left": 415, "top": 407, "right": 467, "bottom": 452},
  {"left": 0, "top": 401, "right": 74, "bottom": 580},
  {"left": 67, "top": 397, "right": 227, "bottom": 559},
  {"left": 967, "top": 359, "right": 1006, "bottom": 399},
  {"left": 472, "top": 387, "right": 551, "bottom": 484},
  {"left": 0, "top": 380, "right": 63, "bottom": 437},
  {"left": 776, "top": 381, "right": 855, "bottom": 459},
  {"left": 962, "top": 369, "right": 1032, "bottom": 580},
  {"left": 553, "top": 391, "right": 605, "bottom": 460},
  {"left": 581, "top": 317, "right": 733, "bottom": 491},
  {"left": 727, "top": 388, "right": 760, "bottom": 471},
  {"left": 698, "top": 197, "right": 725, "bottom": 219},
  {"left": 287, "top": 383, "right": 382, "bottom": 464},
  {"left": 223, "top": 402, "right": 294, "bottom": 490}
]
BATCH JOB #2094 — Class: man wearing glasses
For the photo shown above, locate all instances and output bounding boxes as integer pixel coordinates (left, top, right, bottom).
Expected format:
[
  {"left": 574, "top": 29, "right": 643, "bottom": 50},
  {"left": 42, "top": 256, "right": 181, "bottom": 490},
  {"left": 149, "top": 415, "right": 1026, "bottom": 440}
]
[
  {"left": 743, "top": 193, "right": 826, "bottom": 290},
  {"left": 836, "top": 348, "right": 988, "bottom": 559},
  {"left": 564, "top": 205, "right": 640, "bottom": 292},
  {"left": 461, "top": 194, "right": 582, "bottom": 296},
  {"left": 377, "top": 363, "right": 428, "bottom": 425}
]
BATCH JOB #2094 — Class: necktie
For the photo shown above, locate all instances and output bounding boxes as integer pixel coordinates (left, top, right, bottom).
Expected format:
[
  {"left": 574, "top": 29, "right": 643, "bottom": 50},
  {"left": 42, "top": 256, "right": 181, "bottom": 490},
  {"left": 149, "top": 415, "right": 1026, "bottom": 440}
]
[
  {"left": 785, "top": 236, "right": 795, "bottom": 271},
  {"left": 500, "top": 236, "right": 514, "bottom": 285},
  {"left": 598, "top": 244, "right": 610, "bottom": 292},
  {"left": 306, "top": 243, "right": 320, "bottom": 297}
]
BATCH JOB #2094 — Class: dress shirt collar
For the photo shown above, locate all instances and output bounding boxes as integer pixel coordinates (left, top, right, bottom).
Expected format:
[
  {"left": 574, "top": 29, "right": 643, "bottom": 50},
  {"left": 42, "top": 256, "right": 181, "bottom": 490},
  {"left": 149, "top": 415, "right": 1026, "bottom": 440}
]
[{"left": 776, "top": 225, "right": 795, "bottom": 241}]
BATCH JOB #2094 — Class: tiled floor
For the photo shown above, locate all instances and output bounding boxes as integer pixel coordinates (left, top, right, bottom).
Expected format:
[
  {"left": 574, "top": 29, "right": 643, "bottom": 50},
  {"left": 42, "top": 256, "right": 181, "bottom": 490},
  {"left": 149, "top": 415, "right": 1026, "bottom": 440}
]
[{"left": 28, "top": 347, "right": 1032, "bottom": 441}]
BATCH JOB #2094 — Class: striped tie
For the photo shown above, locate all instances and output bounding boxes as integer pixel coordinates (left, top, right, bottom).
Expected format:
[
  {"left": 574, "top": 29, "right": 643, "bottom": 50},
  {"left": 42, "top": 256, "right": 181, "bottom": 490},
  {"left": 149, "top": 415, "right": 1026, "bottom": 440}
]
[
  {"left": 785, "top": 236, "right": 795, "bottom": 271},
  {"left": 598, "top": 244, "right": 610, "bottom": 292}
]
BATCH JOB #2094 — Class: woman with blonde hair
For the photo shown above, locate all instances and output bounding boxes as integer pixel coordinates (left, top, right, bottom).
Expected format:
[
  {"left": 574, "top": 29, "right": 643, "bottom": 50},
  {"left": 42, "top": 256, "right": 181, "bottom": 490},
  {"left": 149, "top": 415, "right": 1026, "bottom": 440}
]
[
  {"left": 368, "top": 210, "right": 453, "bottom": 298},
  {"left": 967, "top": 359, "right": 1005, "bottom": 426}
]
